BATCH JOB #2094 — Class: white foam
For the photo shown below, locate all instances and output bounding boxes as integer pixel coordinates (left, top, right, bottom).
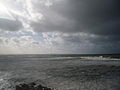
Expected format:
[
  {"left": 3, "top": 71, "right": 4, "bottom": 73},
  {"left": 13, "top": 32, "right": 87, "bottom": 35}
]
[
  {"left": 0, "top": 72, "right": 11, "bottom": 90},
  {"left": 81, "top": 56, "right": 120, "bottom": 60}
]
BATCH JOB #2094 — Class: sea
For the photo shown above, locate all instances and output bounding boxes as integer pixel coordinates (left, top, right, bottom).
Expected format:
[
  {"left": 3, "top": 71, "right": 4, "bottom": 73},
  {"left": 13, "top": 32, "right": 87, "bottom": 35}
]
[{"left": 0, "top": 54, "right": 120, "bottom": 90}]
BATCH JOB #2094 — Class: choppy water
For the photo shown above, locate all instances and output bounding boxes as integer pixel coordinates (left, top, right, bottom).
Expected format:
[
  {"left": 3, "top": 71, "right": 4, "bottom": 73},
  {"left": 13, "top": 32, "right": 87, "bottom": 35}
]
[{"left": 0, "top": 54, "right": 120, "bottom": 90}]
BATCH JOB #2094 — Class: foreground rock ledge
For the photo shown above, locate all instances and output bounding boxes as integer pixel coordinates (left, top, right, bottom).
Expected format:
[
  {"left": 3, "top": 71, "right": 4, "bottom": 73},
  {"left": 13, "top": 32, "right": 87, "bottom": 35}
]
[{"left": 16, "top": 82, "right": 52, "bottom": 90}]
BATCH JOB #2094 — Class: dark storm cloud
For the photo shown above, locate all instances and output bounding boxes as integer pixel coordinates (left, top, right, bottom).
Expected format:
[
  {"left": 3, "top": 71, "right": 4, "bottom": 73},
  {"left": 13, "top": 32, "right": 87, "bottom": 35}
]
[
  {"left": 55, "top": 0, "right": 120, "bottom": 34},
  {"left": 0, "top": 18, "right": 23, "bottom": 31},
  {"left": 29, "top": 0, "right": 120, "bottom": 53},
  {"left": 51, "top": 33, "right": 120, "bottom": 46},
  {"left": 65, "top": 34, "right": 120, "bottom": 53},
  {"left": 31, "top": 0, "right": 120, "bottom": 35}
]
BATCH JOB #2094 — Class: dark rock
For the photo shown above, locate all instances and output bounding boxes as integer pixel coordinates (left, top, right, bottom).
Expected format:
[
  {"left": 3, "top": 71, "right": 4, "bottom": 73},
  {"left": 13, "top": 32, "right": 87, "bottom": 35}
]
[
  {"left": 16, "top": 82, "right": 52, "bottom": 90},
  {"left": 16, "top": 85, "right": 22, "bottom": 90},
  {"left": 29, "top": 82, "right": 36, "bottom": 87},
  {"left": 20, "top": 83, "right": 29, "bottom": 90},
  {"left": 36, "top": 85, "right": 43, "bottom": 90}
]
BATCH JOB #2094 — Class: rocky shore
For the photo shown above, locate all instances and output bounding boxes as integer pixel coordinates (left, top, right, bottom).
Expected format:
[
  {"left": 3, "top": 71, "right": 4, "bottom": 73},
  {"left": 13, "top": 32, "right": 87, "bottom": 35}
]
[{"left": 16, "top": 82, "right": 52, "bottom": 90}]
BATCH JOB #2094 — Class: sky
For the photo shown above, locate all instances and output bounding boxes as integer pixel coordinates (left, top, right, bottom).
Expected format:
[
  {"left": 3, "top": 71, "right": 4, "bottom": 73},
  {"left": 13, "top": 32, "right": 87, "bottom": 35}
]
[{"left": 0, "top": 0, "right": 120, "bottom": 54}]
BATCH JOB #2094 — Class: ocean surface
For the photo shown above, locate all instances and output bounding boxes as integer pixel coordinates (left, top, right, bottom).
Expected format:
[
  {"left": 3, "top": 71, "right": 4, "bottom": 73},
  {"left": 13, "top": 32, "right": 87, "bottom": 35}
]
[{"left": 0, "top": 54, "right": 120, "bottom": 90}]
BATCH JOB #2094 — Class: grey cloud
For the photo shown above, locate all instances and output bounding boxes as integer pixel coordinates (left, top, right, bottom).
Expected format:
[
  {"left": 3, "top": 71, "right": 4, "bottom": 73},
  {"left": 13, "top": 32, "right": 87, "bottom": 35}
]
[
  {"left": 0, "top": 38, "right": 3, "bottom": 44},
  {"left": 0, "top": 18, "right": 23, "bottom": 31},
  {"left": 47, "top": 33, "right": 120, "bottom": 53},
  {"left": 52, "top": 0, "right": 120, "bottom": 35},
  {"left": 1, "top": 0, "right": 120, "bottom": 54},
  {"left": 30, "top": 0, "right": 120, "bottom": 35},
  {"left": 57, "top": 33, "right": 120, "bottom": 45},
  {"left": 29, "top": 0, "right": 120, "bottom": 53}
]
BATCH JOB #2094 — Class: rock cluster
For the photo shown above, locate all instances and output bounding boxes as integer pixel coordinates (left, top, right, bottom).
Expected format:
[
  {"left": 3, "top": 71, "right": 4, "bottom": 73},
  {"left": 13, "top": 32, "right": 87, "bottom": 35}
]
[{"left": 16, "top": 82, "right": 52, "bottom": 90}]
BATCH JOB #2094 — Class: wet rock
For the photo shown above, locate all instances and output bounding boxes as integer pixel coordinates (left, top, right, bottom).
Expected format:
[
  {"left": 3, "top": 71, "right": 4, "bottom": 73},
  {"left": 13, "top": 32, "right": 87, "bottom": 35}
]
[
  {"left": 16, "top": 85, "right": 22, "bottom": 90},
  {"left": 15, "top": 82, "right": 52, "bottom": 90}
]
